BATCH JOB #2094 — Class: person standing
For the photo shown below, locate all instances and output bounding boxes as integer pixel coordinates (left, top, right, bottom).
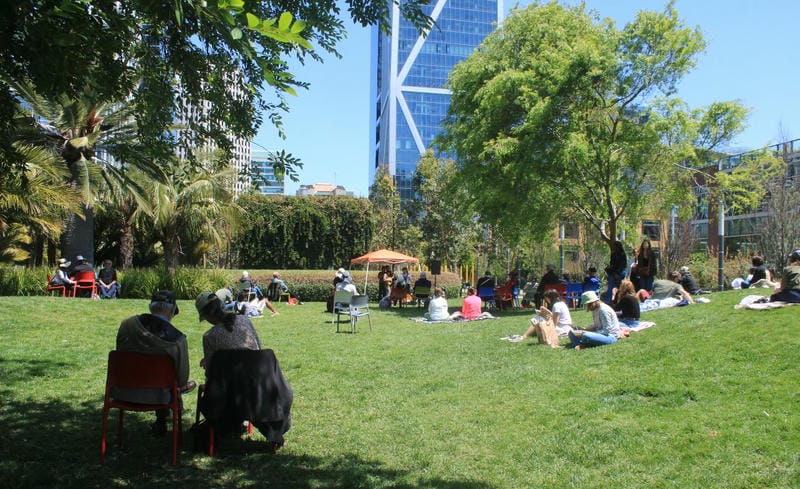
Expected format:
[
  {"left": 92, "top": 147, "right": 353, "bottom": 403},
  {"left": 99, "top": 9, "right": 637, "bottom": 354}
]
[
  {"left": 603, "top": 241, "right": 627, "bottom": 304},
  {"left": 635, "top": 239, "right": 657, "bottom": 293}
]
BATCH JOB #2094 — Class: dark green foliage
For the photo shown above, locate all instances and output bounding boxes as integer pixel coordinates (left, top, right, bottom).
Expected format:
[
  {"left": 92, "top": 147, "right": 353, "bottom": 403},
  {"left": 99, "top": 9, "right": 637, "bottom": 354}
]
[{"left": 234, "top": 195, "right": 374, "bottom": 269}]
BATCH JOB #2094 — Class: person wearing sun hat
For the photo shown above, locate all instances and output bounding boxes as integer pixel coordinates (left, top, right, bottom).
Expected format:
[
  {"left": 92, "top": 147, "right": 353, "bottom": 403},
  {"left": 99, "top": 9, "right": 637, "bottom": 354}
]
[
  {"left": 51, "top": 258, "right": 75, "bottom": 290},
  {"left": 196, "top": 291, "right": 261, "bottom": 372},
  {"left": 115, "top": 289, "right": 195, "bottom": 435},
  {"left": 568, "top": 290, "right": 621, "bottom": 350}
]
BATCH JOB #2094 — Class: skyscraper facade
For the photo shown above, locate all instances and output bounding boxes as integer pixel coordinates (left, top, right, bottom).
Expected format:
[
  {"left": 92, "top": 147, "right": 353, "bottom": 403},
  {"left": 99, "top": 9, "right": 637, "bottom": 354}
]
[
  {"left": 369, "top": 0, "right": 503, "bottom": 202},
  {"left": 251, "top": 151, "right": 286, "bottom": 195}
]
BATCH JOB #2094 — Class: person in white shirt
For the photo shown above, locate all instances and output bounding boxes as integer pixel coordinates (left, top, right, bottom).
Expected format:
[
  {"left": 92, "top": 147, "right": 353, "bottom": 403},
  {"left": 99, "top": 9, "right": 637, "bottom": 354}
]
[
  {"left": 425, "top": 287, "right": 449, "bottom": 321},
  {"left": 509, "top": 289, "right": 573, "bottom": 345}
]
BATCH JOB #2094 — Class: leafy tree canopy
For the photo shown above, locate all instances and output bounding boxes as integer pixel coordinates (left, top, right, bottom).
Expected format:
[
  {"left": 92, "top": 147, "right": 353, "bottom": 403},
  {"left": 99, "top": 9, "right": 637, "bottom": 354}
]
[
  {"left": 438, "top": 1, "right": 750, "bottom": 249},
  {"left": 0, "top": 0, "right": 434, "bottom": 178}
]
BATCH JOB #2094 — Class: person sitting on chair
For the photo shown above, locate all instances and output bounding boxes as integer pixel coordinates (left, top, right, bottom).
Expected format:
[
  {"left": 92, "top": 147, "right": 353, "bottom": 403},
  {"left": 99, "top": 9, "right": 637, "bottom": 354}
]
[
  {"left": 238, "top": 271, "right": 264, "bottom": 299},
  {"left": 115, "top": 289, "right": 196, "bottom": 435},
  {"left": 534, "top": 264, "right": 560, "bottom": 308},
  {"left": 196, "top": 291, "right": 262, "bottom": 372},
  {"left": 476, "top": 271, "right": 494, "bottom": 290},
  {"left": 51, "top": 258, "right": 75, "bottom": 292},
  {"left": 413, "top": 271, "right": 432, "bottom": 306},
  {"left": 97, "top": 259, "right": 119, "bottom": 299}
]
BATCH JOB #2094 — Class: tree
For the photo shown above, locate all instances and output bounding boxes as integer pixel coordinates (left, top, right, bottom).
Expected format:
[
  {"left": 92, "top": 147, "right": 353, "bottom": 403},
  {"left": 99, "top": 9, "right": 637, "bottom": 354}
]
[
  {"left": 410, "top": 151, "right": 478, "bottom": 267},
  {"left": 439, "top": 2, "right": 748, "bottom": 254},
  {"left": 5, "top": 78, "right": 159, "bottom": 264},
  {"left": 369, "top": 165, "right": 404, "bottom": 251},
  {"left": 134, "top": 159, "right": 240, "bottom": 270},
  {"left": 0, "top": 1, "right": 434, "bottom": 179},
  {"left": 757, "top": 160, "right": 800, "bottom": 271}
]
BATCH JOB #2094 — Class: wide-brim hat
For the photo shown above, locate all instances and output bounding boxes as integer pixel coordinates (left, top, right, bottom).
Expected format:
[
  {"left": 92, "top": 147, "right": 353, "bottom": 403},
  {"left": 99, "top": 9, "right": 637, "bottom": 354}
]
[
  {"left": 195, "top": 291, "right": 218, "bottom": 321},
  {"left": 58, "top": 258, "right": 71, "bottom": 268},
  {"left": 581, "top": 290, "right": 600, "bottom": 305},
  {"left": 151, "top": 289, "right": 179, "bottom": 315}
]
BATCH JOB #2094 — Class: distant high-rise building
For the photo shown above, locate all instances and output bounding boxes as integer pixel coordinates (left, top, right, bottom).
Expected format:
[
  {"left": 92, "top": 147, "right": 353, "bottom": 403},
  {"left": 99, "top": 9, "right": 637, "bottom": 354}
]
[
  {"left": 251, "top": 151, "right": 285, "bottom": 195},
  {"left": 369, "top": 0, "right": 503, "bottom": 203}
]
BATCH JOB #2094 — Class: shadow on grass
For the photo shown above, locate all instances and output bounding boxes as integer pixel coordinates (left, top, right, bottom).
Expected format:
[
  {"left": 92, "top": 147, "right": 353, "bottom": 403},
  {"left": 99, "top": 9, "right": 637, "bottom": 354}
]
[{"left": 0, "top": 395, "right": 494, "bottom": 489}]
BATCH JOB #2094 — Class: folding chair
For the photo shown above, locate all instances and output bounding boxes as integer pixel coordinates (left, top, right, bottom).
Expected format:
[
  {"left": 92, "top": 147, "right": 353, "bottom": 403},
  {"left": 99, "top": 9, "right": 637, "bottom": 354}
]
[
  {"left": 413, "top": 286, "right": 431, "bottom": 308},
  {"left": 337, "top": 295, "right": 372, "bottom": 333},
  {"left": 477, "top": 286, "right": 497, "bottom": 310},
  {"left": 565, "top": 282, "right": 584, "bottom": 308},
  {"left": 100, "top": 351, "right": 181, "bottom": 465},
  {"left": 237, "top": 281, "right": 257, "bottom": 301},
  {"left": 331, "top": 290, "right": 353, "bottom": 326}
]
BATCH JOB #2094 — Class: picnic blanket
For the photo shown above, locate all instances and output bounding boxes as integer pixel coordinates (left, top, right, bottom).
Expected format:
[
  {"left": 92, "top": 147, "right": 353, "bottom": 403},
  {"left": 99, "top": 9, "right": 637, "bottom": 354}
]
[
  {"left": 734, "top": 294, "right": 800, "bottom": 310},
  {"left": 626, "top": 321, "right": 656, "bottom": 332},
  {"left": 410, "top": 316, "right": 497, "bottom": 324}
]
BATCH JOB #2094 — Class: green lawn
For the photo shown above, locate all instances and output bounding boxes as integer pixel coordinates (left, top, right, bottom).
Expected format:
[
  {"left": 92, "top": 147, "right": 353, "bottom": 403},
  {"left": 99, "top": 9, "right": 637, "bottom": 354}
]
[{"left": 1, "top": 290, "right": 797, "bottom": 488}]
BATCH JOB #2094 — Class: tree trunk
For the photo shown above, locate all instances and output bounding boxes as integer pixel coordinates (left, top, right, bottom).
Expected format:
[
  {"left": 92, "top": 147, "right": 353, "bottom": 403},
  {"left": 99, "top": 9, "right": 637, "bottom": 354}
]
[
  {"left": 62, "top": 205, "right": 95, "bottom": 265},
  {"left": 118, "top": 196, "right": 135, "bottom": 270}
]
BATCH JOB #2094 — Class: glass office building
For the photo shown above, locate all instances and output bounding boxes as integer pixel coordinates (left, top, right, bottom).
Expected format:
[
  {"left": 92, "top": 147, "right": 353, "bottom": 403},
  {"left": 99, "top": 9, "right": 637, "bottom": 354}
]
[
  {"left": 369, "top": 0, "right": 503, "bottom": 203},
  {"left": 250, "top": 151, "right": 285, "bottom": 195}
]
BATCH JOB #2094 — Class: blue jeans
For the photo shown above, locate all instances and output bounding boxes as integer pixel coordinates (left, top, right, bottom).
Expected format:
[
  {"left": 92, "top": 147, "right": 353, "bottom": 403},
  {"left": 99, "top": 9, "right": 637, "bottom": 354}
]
[
  {"left": 604, "top": 274, "right": 622, "bottom": 304},
  {"left": 619, "top": 318, "right": 640, "bottom": 328},
  {"left": 100, "top": 283, "right": 118, "bottom": 298},
  {"left": 569, "top": 330, "right": 618, "bottom": 349}
]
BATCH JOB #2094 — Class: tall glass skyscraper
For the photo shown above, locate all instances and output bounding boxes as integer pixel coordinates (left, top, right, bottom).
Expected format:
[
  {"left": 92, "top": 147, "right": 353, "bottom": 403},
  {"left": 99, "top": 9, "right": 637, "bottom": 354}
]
[{"left": 369, "top": 0, "right": 503, "bottom": 203}]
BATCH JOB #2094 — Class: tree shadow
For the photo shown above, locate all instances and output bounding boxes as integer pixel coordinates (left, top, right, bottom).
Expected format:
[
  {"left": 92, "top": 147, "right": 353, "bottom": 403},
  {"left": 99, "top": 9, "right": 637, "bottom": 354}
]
[{"left": 0, "top": 357, "right": 495, "bottom": 489}]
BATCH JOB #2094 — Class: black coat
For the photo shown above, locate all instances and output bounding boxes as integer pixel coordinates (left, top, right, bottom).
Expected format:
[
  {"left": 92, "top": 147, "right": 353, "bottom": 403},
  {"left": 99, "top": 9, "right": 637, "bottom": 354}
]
[{"left": 201, "top": 349, "right": 293, "bottom": 444}]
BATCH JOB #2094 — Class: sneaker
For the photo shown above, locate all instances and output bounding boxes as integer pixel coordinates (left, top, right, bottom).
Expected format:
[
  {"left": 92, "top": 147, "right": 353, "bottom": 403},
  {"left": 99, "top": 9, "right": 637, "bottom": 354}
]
[
  {"left": 509, "top": 336, "right": 524, "bottom": 343},
  {"left": 180, "top": 380, "right": 197, "bottom": 394},
  {"left": 270, "top": 311, "right": 280, "bottom": 317}
]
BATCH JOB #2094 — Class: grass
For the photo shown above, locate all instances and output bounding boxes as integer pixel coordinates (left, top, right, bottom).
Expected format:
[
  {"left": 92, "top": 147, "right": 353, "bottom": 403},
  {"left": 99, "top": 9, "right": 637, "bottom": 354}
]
[{"left": 0, "top": 290, "right": 798, "bottom": 488}]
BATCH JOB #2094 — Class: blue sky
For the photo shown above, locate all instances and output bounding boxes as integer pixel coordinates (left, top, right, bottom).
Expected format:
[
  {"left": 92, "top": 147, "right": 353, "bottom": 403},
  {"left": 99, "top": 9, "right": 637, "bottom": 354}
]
[{"left": 253, "top": 0, "right": 800, "bottom": 197}]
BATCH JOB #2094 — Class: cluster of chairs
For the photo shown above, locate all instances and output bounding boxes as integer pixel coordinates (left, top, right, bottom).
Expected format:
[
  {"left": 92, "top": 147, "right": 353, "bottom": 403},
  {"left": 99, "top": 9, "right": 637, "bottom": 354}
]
[
  {"left": 389, "top": 285, "right": 430, "bottom": 308},
  {"left": 480, "top": 281, "right": 600, "bottom": 311},
  {"left": 46, "top": 270, "right": 99, "bottom": 298}
]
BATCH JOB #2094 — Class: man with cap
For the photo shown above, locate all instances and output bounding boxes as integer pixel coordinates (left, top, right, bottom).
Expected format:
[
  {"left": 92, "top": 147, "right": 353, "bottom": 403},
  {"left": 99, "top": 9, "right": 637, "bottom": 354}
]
[
  {"left": 568, "top": 290, "right": 622, "bottom": 350},
  {"left": 70, "top": 254, "right": 94, "bottom": 274},
  {"left": 115, "top": 290, "right": 195, "bottom": 435},
  {"left": 475, "top": 270, "right": 494, "bottom": 290}
]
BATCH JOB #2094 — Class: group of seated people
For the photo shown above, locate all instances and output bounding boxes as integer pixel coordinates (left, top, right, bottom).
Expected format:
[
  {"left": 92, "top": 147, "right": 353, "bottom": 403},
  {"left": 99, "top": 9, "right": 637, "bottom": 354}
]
[
  {"left": 50, "top": 255, "right": 120, "bottom": 298},
  {"left": 424, "top": 286, "right": 496, "bottom": 321},
  {"left": 507, "top": 268, "right": 701, "bottom": 349},
  {"left": 215, "top": 270, "right": 299, "bottom": 318},
  {"left": 112, "top": 289, "right": 292, "bottom": 451},
  {"left": 376, "top": 266, "right": 433, "bottom": 307}
]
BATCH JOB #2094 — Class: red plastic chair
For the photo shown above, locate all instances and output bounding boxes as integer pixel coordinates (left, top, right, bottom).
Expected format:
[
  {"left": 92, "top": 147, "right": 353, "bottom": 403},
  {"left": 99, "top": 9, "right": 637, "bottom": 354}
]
[
  {"left": 100, "top": 351, "right": 181, "bottom": 465},
  {"left": 72, "top": 270, "right": 97, "bottom": 298},
  {"left": 45, "top": 275, "right": 66, "bottom": 297}
]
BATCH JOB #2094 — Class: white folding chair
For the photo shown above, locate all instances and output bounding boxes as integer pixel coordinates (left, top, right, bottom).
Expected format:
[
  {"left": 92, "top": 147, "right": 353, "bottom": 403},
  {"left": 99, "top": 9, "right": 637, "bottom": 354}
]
[
  {"left": 338, "top": 294, "right": 372, "bottom": 333},
  {"left": 331, "top": 290, "right": 353, "bottom": 327}
]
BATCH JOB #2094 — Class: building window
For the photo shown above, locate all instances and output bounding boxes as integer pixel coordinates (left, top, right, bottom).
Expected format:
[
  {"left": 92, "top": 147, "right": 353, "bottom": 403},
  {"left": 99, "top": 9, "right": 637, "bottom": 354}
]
[{"left": 642, "top": 220, "right": 661, "bottom": 241}]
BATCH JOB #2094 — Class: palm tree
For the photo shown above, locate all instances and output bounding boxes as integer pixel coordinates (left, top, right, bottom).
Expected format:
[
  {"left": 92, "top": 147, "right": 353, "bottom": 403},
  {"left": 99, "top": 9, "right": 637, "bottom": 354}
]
[
  {"left": 5, "top": 77, "right": 158, "bottom": 265},
  {"left": 0, "top": 143, "right": 82, "bottom": 265},
  {"left": 135, "top": 158, "right": 241, "bottom": 270}
]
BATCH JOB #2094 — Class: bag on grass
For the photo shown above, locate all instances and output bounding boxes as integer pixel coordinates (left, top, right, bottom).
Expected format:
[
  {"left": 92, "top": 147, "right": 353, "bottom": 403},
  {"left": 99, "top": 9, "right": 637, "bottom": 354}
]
[{"left": 534, "top": 316, "right": 560, "bottom": 348}]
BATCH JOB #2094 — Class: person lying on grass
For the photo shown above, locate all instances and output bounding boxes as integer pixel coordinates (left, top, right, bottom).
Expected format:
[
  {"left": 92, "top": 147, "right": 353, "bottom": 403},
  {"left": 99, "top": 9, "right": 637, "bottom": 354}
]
[{"left": 568, "top": 290, "right": 625, "bottom": 350}]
